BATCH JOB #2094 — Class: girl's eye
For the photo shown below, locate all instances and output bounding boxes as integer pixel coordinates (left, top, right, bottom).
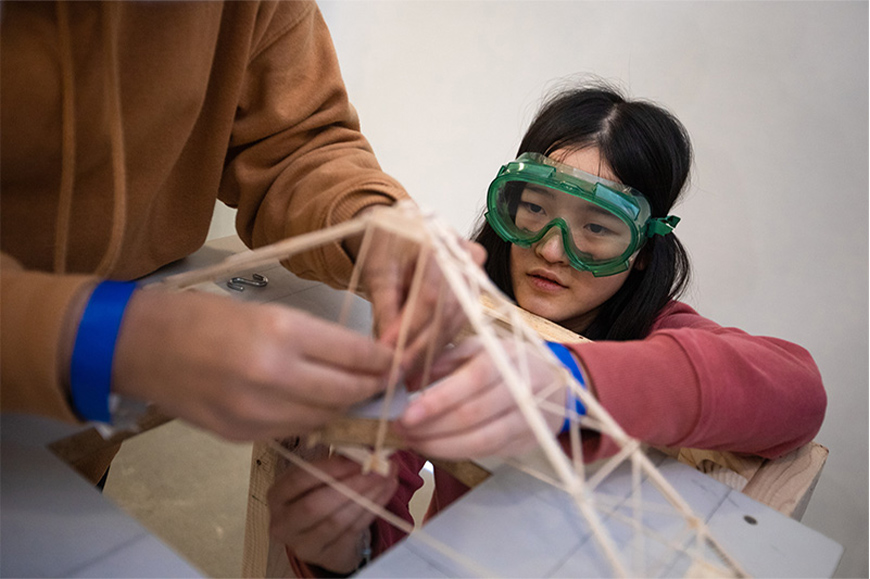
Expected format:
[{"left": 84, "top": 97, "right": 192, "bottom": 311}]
[
  {"left": 520, "top": 201, "right": 544, "bottom": 214},
  {"left": 586, "top": 223, "right": 610, "bottom": 235}
]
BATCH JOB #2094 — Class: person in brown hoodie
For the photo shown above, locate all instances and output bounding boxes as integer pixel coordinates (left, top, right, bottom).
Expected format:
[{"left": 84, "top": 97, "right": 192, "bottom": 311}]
[{"left": 0, "top": 1, "right": 455, "bottom": 482}]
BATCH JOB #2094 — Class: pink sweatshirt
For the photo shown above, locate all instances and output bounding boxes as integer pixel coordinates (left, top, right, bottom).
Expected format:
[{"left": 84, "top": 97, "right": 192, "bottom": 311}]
[{"left": 369, "top": 300, "right": 826, "bottom": 561}]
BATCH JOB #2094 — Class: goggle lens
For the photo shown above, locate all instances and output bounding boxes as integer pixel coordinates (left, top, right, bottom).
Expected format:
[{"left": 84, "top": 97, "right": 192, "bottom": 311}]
[
  {"left": 492, "top": 181, "right": 635, "bottom": 267},
  {"left": 485, "top": 153, "right": 678, "bottom": 277},
  {"left": 508, "top": 183, "right": 633, "bottom": 262}
]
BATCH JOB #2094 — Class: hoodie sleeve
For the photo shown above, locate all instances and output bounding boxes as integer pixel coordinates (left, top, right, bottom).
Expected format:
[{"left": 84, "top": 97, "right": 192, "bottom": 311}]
[
  {"left": 0, "top": 252, "right": 97, "bottom": 422},
  {"left": 566, "top": 302, "right": 826, "bottom": 462},
  {"left": 221, "top": 0, "right": 411, "bottom": 289}
]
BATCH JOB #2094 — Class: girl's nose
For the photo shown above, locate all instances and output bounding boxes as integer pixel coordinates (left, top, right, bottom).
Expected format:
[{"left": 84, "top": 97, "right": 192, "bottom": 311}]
[{"left": 534, "top": 228, "right": 569, "bottom": 265}]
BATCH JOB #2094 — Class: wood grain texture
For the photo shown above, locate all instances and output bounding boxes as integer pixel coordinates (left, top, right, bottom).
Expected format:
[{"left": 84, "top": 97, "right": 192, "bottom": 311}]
[
  {"left": 742, "top": 441, "right": 829, "bottom": 520},
  {"left": 242, "top": 441, "right": 278, "bottom": 579}
]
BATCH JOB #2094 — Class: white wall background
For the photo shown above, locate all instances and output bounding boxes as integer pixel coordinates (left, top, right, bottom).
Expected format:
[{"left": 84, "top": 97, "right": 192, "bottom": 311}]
[{"left": 210, "top": 1, "right": 868, "bottom": 575}]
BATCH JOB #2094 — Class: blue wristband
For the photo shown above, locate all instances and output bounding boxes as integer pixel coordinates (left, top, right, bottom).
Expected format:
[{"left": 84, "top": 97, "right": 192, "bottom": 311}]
[
  {"left": 70, "top": 281, "right": 137, "bottom": 423},
  {"left": 545, "top": 342, "right": 587, "bottom": 433}
]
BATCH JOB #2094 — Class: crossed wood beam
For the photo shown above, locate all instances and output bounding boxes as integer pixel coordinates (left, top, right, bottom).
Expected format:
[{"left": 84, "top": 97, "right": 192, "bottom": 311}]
[{"left": 47, "top": 204, "right": 827, "bottom": 578}]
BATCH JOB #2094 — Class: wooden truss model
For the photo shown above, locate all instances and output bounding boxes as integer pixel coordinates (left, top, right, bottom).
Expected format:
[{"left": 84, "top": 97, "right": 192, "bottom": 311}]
[{"left": 156, "top": 202, "right": 748, "bottom": 578}]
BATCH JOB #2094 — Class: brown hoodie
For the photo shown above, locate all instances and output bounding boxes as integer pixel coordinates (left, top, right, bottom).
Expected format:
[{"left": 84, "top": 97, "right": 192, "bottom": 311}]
[{"left": 0, "top": 1, "right": 409, "bottom": 427}]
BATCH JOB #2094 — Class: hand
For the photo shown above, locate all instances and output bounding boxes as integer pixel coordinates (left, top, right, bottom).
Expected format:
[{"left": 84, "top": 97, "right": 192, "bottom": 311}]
[
  {"left": 267, "top": 455, "right": 398, "bottom": 574},
  {"left": 346, "top": 206, "right": 487, "bottom": 387},
  {"left": 112, "top": 289, "right": 394, "bottom": 441},
  {"left": 394, "top": 337, "right": 567, "bottom": 459}
]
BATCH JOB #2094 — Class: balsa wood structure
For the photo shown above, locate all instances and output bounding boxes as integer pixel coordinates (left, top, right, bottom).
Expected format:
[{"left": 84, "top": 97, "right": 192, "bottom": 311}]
[
  {"left": 47, "top": 202, "right": 829, "bottom": 577},
  {"left": 158, "top": 202, "right": 750, "bottom": 578}
]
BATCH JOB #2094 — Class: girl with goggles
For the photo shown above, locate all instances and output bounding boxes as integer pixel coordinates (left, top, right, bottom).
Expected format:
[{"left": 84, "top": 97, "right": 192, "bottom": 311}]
[
  {"left": 273, "top": 84, "right": 826, "bottom": 577},
  {"left": 486, "top": 152, "right": 680, "bottom": 278},
  {"left": 395, "top": 84, "right": 823, "bottom": 494}
]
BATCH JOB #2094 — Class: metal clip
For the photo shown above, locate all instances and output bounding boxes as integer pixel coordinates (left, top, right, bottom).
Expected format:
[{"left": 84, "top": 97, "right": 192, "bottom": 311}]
[{"left": 227, "top": 273, "right": 268, "bottom": 292}]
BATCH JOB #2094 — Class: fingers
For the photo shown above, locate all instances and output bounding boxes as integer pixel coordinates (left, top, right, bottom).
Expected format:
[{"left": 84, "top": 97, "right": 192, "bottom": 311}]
[
  {"left": 374, "top": 255, "right": 447, "bottom": 349},
  {"left": 268, "top": 458, "right": 390, "bottom": 540},
  {"left": 265, "top": 354, "right": 389, "bottom": 408},
  {"left": 399, "top": 371, "right": 501, "bottom": 433},
  {"left": 365, "top": 235, "right": 484, "bottom": 375},
  {"left": 401, "top": 413, "right": 538, "bottom": 459},
  {"left": 270, "top": 308, "right": 395, "bottom": 375},
  {"left": 397, "top": 375, "right": 553, "bottom": 459},
  {"left": 115, "top": 289, "right": 402, "bottom": 442},
  {"left": 415, "top": 338, "right": 484, "bottom": 383},
  {"left": 268, "top": 457, "right": 398, "bottom": 573},
  {"left": 227, "top": 306, "right": 396, "bottom": 409},
  {"left": 270, "top": 471, "right": 383, "bottom": 540},
  {"left": 367, "top": 265, "right": 405, "bottom": 341},
  {"left": 396, "top": 372, "right": 529, "bottom": 458},
  {"left": 395, "top": 338, "right": 569, "bottom": 459},
  {"left": 358, "top": 229, "right": 416, "bottom": 340},
  {"left": 116, "top": 234, "right": 492, "bottom": 447},
  {"left": 268, "top": 456, "right": 362, "bottom": 509},
  {"left": 201, "top": 398, "right": 338, "bottom": 442},
  {"left": 396, "top": 303, "right": 469, "bottom": 379},
  {"left": 398, "top": 340, "right": 493, "bottom": 425}
]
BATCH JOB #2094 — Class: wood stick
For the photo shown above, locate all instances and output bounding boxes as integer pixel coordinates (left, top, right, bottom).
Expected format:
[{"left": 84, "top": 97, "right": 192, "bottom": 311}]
[
  {"left": 478, "top": 292, "right": 590, "bottom": 344},
  {"left": 338, "top": 222, "right": 375, "bottom": 326},
  {"left": 310, "top": 418, "right": 493, "bottom": 489},
  {"left": 155, "top": 219, "right": 372, "bottom": 291},
  {"left": 372, "top": 245, "right": 431, "bottom": 463},
  {"left": 41, "top": 204, "right": 813, "bottom": 579},
  {"left": 418, "top": 279, "right": 447, "bottom": 392},
  {"left": 47, "top": 406, "right": 173, "bottom": 465},
  {"left": 425, "top": 218, "right": 629, "bottom": 576}
]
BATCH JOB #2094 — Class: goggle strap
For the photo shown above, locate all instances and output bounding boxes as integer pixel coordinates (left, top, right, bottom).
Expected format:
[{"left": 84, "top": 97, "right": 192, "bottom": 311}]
[{"left": 645, "top": 215, "right": 681, "bottom": 238}]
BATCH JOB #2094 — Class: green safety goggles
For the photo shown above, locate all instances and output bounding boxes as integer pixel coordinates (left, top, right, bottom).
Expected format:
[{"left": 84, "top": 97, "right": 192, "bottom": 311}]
[{"left": 485, "top": 152, "right": 680, "bottom": 277}]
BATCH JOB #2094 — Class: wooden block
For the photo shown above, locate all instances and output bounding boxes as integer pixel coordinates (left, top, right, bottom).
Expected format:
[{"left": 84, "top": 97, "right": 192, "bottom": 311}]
[
  {"left": 242, "top": 441, "right": 278, "bottom": 579},
  {"left": 674, "top": 448, "right": 766, "bottom": 492},
  {"left": 461, "top": 293, "right": 589, "bottom": 345},
  {"left": 242, "top": 439, "right": 330, "bottom": 579},
  {"left": 742, "top": 441, "right": 829, "bottom": 520},
  {"left": 309, "top": 417, "right": 405, "bottom": 449},
  {"left": 657, "top": 442, "right": 828, "bottom": 518},
  {"left": 47, "top": 406, "right": 172, "bottom": 466}
]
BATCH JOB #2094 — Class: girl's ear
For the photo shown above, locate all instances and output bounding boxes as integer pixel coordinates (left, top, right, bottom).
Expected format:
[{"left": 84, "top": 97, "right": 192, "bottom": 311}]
[{"left": 633, "top": 248, "right": 650, "bottom": 271}]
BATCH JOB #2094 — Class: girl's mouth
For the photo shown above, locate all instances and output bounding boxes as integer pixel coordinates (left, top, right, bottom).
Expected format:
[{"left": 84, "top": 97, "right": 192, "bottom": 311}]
[{"left": 528, "top": 272, "right": 567, "bottom": 291}]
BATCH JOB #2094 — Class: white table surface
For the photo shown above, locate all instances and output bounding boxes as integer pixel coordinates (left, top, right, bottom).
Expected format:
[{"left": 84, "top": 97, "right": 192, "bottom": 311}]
[
  {"left": 360, "top": 450, "right": 844, "bottom": 578},
  {"left": 0, "top": 413, "right": 204, "bottom": 578}
]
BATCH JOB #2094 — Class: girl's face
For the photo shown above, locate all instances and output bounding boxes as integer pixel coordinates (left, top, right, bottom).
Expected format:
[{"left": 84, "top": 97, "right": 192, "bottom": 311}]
[{"left": 509, "top": 147, "right": 635, "bottom": 332}]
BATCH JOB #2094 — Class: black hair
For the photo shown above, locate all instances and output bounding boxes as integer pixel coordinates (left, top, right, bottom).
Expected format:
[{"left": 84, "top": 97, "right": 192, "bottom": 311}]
[{"left": 472, "top": 82, "right": 693, "bottom": 341}]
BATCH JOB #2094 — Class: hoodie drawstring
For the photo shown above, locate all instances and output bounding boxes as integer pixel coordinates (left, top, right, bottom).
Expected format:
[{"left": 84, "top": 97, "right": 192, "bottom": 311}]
[
  {"left": 95, "top": 0, "right": 127, "bottom": 276},
  {"left": 54, "top": 1, "right": 128, "bottom": 276},
  {"left": 54, "top": 0, "right": 75, "bottom": 274}
]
